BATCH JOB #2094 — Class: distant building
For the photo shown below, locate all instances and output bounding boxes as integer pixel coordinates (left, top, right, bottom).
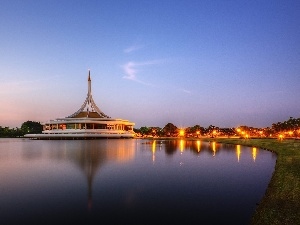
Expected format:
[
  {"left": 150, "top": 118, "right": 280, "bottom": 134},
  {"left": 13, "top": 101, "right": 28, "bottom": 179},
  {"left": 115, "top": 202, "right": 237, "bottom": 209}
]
[{"left": 25, "top": 71, "right": 135, "bottom": 139}]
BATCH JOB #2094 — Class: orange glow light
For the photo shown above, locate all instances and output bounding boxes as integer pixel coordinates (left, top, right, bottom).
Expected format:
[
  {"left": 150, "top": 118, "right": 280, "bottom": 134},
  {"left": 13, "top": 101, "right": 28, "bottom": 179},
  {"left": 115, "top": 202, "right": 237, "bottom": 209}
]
[
  {"left": 152, "top": 140, "right": 156, "bottom": 162},
  {"left": 212, "top": 142, "right": 216, "bottom": 156},
  {"left": 180, "top": 139, "right": 184, "bottom": 152},
  {"left": 252, "top": 147, "right": 257, "bottom": 162},
  {"left": 179, "top": 129, "right": 185, "bottom": 137},
  {"left": 196, "top": 140, "right": 201, "bottom": 152},
  {"left": 236, "top": 145, "right": 241, "bottom": 162},
  {"left": 278, "top": 134, "right": 284, "bottom": 140}
]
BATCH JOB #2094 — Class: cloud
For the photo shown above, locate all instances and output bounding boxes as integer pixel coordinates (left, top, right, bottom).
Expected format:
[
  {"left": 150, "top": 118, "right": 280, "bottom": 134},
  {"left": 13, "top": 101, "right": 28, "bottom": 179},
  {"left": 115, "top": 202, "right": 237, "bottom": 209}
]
[
  {"left": 179, "top": 88, "right": 192, "bottom": 94},
  {"left": 121, "top": 59, "right": 191, "bottom": 95},
  {"left": 124, "top": 44, "right": 144, "bottom": 53},
  {"left": 122, "top": 61, "right": 137, "bottom": 80},
  {"left": 122, "top": 60, "right": 165, "bottom": 84}
]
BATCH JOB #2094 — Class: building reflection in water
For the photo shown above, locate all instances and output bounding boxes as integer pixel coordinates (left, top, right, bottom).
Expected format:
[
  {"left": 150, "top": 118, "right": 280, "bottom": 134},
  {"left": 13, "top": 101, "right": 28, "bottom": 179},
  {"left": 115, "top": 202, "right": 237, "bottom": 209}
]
[
  {"left": 75, "top": 142, "right": 105, "bottom": 209},
  {"left": 63, "top": 140, "right": 136, "bottom": 209}
]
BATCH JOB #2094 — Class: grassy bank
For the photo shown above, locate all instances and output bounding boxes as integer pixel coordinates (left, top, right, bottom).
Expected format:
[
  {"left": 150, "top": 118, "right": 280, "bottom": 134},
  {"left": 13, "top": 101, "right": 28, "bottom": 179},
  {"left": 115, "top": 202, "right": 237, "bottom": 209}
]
[{"left": 199, "top": 138, "right": 300, "bottom": 225}]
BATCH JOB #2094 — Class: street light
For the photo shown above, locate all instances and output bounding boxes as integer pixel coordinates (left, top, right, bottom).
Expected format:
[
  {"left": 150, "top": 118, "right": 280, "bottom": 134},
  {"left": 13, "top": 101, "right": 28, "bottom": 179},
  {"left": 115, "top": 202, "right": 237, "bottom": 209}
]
[
  {"left": 278, "top": 134, "right": 284, "bottom": 141},
  {"left": 179, "top": 129, "right": 185, "bottom": 137}
]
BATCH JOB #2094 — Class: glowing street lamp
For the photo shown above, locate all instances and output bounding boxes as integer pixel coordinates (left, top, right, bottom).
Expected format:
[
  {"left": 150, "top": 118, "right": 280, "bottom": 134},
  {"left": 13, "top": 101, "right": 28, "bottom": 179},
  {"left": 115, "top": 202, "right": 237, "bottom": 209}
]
[
  {"left": 278, "top": 134, "right": 284, "bottom": 141},
  {"left": 212, "top": 130, "right": 217, "bottom": 138},
  {"left": 179, "top": 129, "right": 185, "bottom": 137}
]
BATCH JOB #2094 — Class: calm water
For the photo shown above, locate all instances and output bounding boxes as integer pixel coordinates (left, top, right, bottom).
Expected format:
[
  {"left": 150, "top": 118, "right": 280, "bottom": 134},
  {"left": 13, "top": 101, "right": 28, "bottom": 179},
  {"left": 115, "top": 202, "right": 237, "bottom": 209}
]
[{"left": 0, "top": 138, "right": 276, "bottom": 225}]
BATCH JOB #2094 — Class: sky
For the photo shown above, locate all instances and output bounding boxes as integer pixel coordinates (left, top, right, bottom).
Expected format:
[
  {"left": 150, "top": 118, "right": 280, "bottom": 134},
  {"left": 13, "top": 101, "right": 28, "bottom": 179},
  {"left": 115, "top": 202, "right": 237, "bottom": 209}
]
[{"left": 1, "top": 0, "right": 300, "bottom": 129}]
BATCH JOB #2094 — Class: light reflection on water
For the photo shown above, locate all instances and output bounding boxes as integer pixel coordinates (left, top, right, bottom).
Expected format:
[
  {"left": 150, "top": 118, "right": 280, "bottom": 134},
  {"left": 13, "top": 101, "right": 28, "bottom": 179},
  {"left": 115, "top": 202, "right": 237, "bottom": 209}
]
[{"left": 0, "top": 138, "right": 276, "bottom": 225}]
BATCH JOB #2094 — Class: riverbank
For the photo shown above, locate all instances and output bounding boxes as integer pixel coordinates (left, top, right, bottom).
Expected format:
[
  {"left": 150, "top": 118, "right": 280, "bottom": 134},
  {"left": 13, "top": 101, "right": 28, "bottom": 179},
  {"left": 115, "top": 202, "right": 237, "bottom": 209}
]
[{"left": 174, "top": 138, "right": 300, "bottom": 225}]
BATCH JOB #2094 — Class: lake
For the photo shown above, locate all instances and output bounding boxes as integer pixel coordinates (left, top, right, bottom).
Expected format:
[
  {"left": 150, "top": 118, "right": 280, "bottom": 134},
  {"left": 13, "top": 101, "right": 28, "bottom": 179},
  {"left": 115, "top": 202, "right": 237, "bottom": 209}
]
[{"left": 0, "top": 138, "right": 276, "bottom": 225}]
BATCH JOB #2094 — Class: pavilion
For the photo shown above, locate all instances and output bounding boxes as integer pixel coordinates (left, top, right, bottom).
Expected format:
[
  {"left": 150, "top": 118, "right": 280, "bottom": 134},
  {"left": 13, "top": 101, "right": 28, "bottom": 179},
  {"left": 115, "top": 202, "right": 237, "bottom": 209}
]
[{"left": 25, "top": 71, "right": 135, "bottom": 139}]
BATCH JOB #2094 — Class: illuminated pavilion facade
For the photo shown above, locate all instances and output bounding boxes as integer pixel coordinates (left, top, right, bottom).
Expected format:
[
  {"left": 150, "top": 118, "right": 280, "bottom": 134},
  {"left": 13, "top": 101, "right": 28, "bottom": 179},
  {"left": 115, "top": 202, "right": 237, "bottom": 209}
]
[{"left": 25, "top": 71, "right": 135, "bottom": 139}]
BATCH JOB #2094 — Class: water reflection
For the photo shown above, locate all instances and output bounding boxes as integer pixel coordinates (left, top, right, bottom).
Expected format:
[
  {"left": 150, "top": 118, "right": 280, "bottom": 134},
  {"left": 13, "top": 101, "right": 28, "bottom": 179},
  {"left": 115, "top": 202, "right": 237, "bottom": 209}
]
[
  {"left": 73, "top": 143, "right": 105, "bottom": 209},
  {"left": 236, "top": 145, "right": 241, "bottom": 162},
  {"left": 0, "top": 139, "right": 276, "bottom": 225},
  {"left": 196, "top": 140, "right": 201, "bottom": 152},
  {"left": 148, "top": 140, "right": 239, "bottom": 156},
  {"left": 74, "top": 140, "right": 136, "bottom": 209},
  {"left": 152, "top": 140, "right": 156, "bottom": 162},
  {"left": 180, "top": 139, "right": 185, "bottom": 153},
  {"left": 253, "top": 147, "right": 257, "bottom": 162},
  {"left": 211, "top": 141, "right": 217, "bottom": 156},
  {"left": 147, "top": 140, "right": 262, "bottom": 163},
  {"left": 20, "top": 140, "right": 137, "bottom": 210}
]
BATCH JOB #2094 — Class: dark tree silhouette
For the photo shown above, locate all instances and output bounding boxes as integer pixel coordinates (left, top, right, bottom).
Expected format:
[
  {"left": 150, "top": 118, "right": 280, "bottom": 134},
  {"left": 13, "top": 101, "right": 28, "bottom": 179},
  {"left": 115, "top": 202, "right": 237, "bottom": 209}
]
[
  {"left": 162, "top": 123, "right": 178, "bottom": 137},
  {"left": 21, "top": 121, "right": 43, "bottom": 135}
]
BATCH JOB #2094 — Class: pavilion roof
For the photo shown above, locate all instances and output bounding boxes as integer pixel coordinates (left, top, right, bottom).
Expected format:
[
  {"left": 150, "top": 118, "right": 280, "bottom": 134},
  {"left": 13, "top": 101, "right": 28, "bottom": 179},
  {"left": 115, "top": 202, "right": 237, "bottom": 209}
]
[{"left": 67, "top": 71, "right": 110, "bottom": 119}]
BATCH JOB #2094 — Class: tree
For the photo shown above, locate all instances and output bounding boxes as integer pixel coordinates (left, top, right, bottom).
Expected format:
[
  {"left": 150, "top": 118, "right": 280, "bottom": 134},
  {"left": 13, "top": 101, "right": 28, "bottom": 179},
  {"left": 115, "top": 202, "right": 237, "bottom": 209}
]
[
  {"left": 162, "top": 123, "right": 178, "bottom": 137},
  {"left": 190, "top": 125, "right": 205, "bottom": 136},
  {"left": 21, "top": 121, "right": 43, "bottom": 135},
  {"left": 149, "top": 127, "right": 163, "bottom": 137},
  {"left": 0, "top": 126, "right": 11, "bottom": 137},
  {"left": 139, "top": 126, "right": 151, "bottom": 136}
]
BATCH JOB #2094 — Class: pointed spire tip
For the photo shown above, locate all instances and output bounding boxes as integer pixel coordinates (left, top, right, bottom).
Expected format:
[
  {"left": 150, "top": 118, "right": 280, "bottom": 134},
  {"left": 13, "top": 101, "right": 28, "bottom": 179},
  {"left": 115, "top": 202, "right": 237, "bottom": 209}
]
[{"left": 88, "top": 70, "right": 91, "bottom": 81}]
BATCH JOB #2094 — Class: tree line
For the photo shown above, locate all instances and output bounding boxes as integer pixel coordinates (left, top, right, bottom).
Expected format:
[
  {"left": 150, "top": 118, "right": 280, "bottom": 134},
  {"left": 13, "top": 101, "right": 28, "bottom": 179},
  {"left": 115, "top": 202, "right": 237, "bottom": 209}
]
[
  {"left": 0, "top": 121, "right": 42, "bottom": 138},
  {"left": 1, "top": 117, "right": 299, "bottom": 138},
  {"left": 134, "top": 123, "right": 236, "bottom": 138},
  {"left": 134, "top": 117, "right": 300, "bottom": 138}
]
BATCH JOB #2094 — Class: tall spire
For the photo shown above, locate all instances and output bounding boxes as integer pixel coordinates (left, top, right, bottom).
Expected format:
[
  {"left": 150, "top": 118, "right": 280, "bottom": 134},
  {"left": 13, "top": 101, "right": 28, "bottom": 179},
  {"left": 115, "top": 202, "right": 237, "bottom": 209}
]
[
  {"left": 88, "top": 70, "right": 91, "bottom": 95},
  {"left": 67, "top": 70, "right": 110, "bottom": 118}
]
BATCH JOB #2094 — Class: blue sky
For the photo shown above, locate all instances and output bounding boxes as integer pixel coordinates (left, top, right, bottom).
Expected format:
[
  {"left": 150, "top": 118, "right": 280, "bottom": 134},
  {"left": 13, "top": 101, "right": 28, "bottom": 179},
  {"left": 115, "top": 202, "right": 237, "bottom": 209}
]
[{"left": 1, "top": 0, "right": 300, "bottom": 128}]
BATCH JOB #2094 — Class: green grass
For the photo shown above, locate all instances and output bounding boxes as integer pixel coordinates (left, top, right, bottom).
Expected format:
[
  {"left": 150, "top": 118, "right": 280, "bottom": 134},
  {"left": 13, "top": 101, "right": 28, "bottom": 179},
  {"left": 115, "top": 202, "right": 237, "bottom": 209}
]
[{"left": 199, "top": 138, "right": 300, "bottom": 225}]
